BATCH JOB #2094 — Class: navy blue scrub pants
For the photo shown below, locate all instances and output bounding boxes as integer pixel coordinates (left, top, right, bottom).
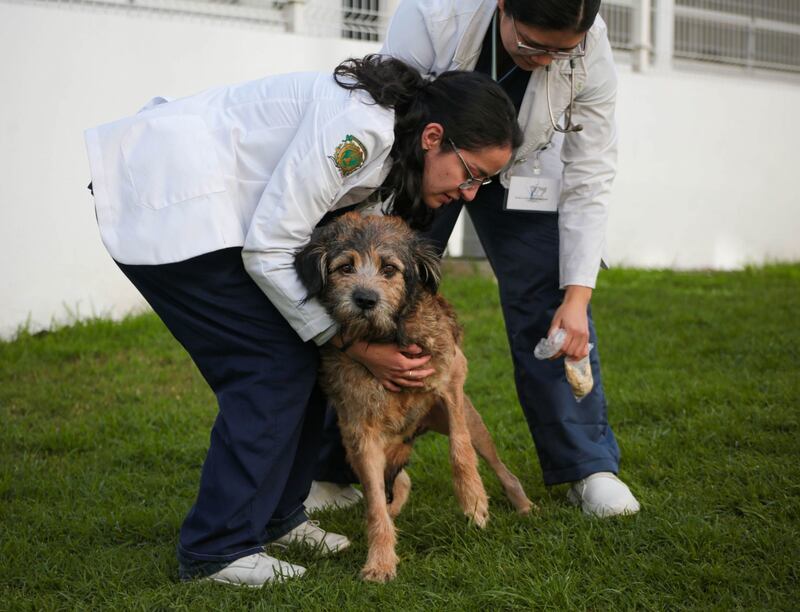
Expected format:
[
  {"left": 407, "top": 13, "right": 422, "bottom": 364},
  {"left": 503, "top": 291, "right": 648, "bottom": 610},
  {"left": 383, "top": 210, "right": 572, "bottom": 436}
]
[
  {"left": 316, "top": 185, "right": 620, "bottom": 486},
  {"left": 117, "top": 248, "right": 324, "bottom": 570}
]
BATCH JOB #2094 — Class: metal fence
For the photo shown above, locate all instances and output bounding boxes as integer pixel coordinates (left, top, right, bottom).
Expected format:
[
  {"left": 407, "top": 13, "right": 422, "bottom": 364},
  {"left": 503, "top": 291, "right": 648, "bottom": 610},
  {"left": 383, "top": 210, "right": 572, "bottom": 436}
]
[
  {"left": 41, "top": 0, "right": 288, "bottom": 29},
  {"left": 22, "top": 0, "right": 388, "bottom": 39},
  {"left": 303, "top": 0, "right": 385, "bottom": 41},
  {"left": 672, "top": 0, "right": 800, "bottom": 72},
  {"left": 600, "top": 0, "right": 800, "bottom": 74},
  {"left": 601, "top": 0, "right": 637, "bottom": 50},
  {"left": 21, "top": 0, "right": 800, "bottom": 75},
  {"left": 342, "top": 0, "right": 383, "bottom": 41}
]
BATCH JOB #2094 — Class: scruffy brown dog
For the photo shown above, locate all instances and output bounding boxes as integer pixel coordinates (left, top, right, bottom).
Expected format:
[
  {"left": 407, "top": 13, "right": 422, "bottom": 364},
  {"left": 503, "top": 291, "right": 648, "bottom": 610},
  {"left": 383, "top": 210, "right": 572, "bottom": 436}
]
[{"left": 295, "top": 212, "right": 532, "bottom": 583}]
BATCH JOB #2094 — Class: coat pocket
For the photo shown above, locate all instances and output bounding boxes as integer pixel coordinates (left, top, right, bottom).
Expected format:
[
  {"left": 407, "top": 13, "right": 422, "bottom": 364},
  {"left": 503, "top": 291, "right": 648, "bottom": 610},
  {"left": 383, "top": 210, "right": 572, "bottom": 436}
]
[{"left": 121, "top": 115, "right": 225, "bottom": 210}]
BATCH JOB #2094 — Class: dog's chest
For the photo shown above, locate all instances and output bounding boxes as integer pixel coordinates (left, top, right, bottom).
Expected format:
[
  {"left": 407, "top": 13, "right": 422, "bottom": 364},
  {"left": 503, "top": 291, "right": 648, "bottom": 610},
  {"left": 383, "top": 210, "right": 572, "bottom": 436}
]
[
  {"left": 319, "top": 350, "right": 444, "bottom": 436},
  {"left": 317, "top": 295, "right": 462, "bottom": 438}
]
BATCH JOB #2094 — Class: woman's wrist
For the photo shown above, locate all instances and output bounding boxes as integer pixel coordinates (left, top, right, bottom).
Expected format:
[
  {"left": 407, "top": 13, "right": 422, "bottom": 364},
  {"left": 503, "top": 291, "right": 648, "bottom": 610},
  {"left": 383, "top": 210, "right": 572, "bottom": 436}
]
[
  {"left": 563, "top": 285, "right": 593, "bottom": 307},
  {"left": 328, "top": 334, "right": 354, "bottom": 354},
  {"left": 335, "top": 336, "right": 371, "bottom": 361}
]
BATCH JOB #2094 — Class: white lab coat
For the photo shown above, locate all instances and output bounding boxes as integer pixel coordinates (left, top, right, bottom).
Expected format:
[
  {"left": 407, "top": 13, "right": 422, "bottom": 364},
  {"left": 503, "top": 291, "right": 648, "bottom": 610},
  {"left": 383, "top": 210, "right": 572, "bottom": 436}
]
[
  {"left": 85, "top": 71, "right": 395, "bottom": 343},
  {"left": 381, "top": 0, "right": 618, "bottom": 288}
]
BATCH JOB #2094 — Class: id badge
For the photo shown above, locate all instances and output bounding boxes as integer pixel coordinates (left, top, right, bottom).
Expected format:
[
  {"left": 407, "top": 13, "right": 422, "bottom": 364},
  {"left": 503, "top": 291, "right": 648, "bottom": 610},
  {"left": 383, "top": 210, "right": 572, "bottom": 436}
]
[
  {"left": 503, "top": 145, "right": 562, "bottom": 213},
  {"left": 505, "top": 175, "right": 561, "bottom": 212}
]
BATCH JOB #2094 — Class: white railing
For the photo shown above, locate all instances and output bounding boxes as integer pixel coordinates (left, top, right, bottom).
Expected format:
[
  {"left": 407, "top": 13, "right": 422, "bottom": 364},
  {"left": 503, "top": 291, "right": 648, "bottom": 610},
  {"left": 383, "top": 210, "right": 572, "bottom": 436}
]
[
  {"left": 602, "top": 0, "right": 637, "bottom": 50},
  {"left": 14, "top": 0, "right": 800, "bottom": 73},
  {"left": 673, "top": 3, "right": 800, "bottom": 72},
  {"left": 302, "top": 0, "right": 386, "bottom": 41},
  {"left": 15, "top": 0, "right": 390, "bottom": 39},
  {"left": 600, "top": 0, "right": 655, "bottom": 71},
  {"left": 600, "top": 0, "right": 800, "bottom": 74},
  {"left": 42, "top": 0, "right": 288, "bottom": 28},
  {"left": 342, "top": 0, "right": 384, "bottom": 41}
]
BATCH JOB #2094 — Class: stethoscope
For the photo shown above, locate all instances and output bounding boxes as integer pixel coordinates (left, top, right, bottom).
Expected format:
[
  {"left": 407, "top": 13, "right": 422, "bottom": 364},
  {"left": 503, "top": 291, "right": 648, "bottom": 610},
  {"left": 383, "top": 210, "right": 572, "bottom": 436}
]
[{"left": 491, "top": 11, "right": 583, "bottom": 133}]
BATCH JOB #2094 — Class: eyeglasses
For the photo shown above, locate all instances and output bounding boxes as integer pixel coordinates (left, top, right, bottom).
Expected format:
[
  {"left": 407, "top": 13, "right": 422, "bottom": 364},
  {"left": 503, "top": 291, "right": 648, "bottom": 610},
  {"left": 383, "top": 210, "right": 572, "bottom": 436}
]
[
  {"left": 511, "top": 16, "right": 586, "bottom": 60},
  {"left": 448, "top": 139, "right": 493, "bottom": 191}
]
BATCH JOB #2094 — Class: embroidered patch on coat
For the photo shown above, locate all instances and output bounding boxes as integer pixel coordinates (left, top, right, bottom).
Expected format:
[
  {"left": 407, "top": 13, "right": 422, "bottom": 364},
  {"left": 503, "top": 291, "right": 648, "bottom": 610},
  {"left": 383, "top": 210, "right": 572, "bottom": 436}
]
[{"left": 330, "top": 135, "right": 367, "bottom": 177}]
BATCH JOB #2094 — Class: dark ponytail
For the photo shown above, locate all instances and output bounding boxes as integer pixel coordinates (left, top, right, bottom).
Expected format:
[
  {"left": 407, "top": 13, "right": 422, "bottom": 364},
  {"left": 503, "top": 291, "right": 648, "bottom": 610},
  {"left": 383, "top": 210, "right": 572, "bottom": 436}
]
[
  {"left": 504, "top": 0, "right": 601, "bottom": 33},
  {"left": 334, "top": 54, "right": 428, "bottom": 109},
  {"left": 335, "top": 54, "right": 522, "bottom": 230}
]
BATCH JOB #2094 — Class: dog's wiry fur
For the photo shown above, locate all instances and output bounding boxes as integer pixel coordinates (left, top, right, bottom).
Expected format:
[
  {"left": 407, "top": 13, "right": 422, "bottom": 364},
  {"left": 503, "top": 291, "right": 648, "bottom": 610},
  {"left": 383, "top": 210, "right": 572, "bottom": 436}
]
[{"left": 296, "top": 213, "right": 532, "bottom": 582}]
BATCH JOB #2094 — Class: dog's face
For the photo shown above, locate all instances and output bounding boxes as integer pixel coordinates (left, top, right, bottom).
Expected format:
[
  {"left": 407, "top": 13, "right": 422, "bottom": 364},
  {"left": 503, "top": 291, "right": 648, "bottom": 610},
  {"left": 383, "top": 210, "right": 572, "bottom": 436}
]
[{"left": 295, "top": 213, "right": 441, "bottom": 342}]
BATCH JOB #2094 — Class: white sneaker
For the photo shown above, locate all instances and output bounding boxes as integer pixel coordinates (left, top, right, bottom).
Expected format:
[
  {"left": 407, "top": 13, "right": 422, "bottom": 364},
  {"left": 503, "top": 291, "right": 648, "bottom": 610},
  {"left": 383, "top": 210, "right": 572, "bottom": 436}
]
[
  {"left": 303, "top": 481, "right": 363, "bottom": 513},
  {"left": 273, "top": 520, "right": 351, "bottom": 555},
  {"left": 567, "top": 472, "right": 641, "bottom": 518},
  {"left": 203, "top": 552, "right": 305, "bottom": 587}
]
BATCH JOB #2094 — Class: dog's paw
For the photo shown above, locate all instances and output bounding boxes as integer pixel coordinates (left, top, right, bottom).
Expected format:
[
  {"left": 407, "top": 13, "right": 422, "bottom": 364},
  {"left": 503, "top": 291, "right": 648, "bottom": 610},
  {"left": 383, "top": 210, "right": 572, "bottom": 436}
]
[
  {"left": 361, "top": 548, "right": 399, "bottom": 583},
  {"left": 515, "top": 498, "right": 538, "bottom": 516},
  {"left": 465, "top": 495, "right": 490, "bottom": 528},
  {"left": 469, "top": 507, "right": 489, "bottom": 528},
  {"left": 361, "top": 562, "right": 397, "bottom": 583}
]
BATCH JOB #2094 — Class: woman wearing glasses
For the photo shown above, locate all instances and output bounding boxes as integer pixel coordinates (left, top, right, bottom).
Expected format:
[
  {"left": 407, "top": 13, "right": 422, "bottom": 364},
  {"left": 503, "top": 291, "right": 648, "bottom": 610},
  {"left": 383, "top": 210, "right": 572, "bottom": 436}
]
[
  {"left": 85, "top": 55, "right": 521, "bottom": 586},
  {"left": 310, "top": 0, "right": 641, "bottom": 518}
]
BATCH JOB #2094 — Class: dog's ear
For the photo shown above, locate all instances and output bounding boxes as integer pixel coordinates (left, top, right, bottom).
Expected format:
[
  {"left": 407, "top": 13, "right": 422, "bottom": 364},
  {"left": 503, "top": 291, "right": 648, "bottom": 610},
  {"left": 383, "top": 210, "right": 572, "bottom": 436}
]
[
  {"left": 295, "top": 227, "right": 331, "bottom": 300},
  {"left": 414, "top": 238, "right": 442, "bottom": 294}
]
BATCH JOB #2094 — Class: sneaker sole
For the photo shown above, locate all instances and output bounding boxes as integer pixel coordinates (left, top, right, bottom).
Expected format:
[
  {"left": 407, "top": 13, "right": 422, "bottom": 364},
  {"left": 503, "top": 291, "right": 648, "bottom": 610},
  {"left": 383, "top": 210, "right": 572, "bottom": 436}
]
[
  {"left": 305, "top": 499, "right": 362, "bottom": 513},
  {"left": 567, "top": 488, "right": 641, "bottom": 517}
]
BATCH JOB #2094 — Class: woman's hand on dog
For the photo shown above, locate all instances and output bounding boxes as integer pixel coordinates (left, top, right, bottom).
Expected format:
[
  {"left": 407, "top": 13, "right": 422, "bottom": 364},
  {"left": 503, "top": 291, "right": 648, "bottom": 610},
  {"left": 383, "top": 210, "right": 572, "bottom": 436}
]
[{"left": 345, "top": 342, "right": 435, "bottom": 392}]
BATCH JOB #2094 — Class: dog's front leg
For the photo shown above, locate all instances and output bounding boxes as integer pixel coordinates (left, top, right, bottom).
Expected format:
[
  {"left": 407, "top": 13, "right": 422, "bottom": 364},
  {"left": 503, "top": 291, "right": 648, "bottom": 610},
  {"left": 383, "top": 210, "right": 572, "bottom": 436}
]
[
  {"left": 350, "top": 435, "right": 399, "bottom": 582},
  {"left": 442, "top": 353, "right": 489, "bottom": 527}
]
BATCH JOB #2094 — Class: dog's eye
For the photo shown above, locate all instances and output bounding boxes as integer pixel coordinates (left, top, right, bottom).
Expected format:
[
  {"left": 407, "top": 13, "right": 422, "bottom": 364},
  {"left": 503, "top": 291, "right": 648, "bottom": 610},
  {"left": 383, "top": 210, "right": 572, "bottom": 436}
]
[
  {"left": 337, "top": 264, "right": 355, "bottom": 274},
  {"left": 381, "top": 265, "right": 397, "bottom": 277}
]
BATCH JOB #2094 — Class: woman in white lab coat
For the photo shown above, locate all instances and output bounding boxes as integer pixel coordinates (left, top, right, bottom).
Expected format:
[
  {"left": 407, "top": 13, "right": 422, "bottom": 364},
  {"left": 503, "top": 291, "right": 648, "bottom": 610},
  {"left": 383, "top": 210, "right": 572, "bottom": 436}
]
[
  {"left": 85, "top": 55, "right": 522, "bottom": 586},
  {"left": 312, "top": 0, "right": 641, "bottom": 519}
]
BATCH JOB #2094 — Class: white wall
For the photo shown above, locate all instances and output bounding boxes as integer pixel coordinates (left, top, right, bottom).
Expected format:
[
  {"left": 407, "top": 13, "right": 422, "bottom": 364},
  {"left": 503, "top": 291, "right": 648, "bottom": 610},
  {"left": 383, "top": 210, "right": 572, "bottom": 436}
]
[
  {"left": 1, "top": 1, "right": 799, "bottom": 338},
  {"left": 611, "top": 64, "right": 800, "bottom": 270},
  {"left": 0, "top": 1, "right": 380, "bottom": 338}
]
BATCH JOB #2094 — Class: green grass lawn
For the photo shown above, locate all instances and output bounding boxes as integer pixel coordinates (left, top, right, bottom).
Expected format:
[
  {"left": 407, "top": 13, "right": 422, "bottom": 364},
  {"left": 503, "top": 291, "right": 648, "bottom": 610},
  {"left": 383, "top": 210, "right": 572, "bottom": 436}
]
[{"left": 1, "top": 265, "right": 798, "bottom": 610}]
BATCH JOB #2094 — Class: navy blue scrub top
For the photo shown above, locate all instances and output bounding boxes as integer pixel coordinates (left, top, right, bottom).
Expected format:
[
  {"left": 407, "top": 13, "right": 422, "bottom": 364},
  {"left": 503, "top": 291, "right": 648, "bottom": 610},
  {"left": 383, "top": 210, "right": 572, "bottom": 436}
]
[{"left": 473, "top": 13, "right": 530, "bottom": 203}]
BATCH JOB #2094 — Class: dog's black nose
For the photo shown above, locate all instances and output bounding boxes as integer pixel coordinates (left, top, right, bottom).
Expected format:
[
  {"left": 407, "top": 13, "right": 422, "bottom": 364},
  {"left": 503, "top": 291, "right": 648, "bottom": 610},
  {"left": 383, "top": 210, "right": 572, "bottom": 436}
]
[{"left": 352, "top": 288, "right": 379, "bottom": 311}]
